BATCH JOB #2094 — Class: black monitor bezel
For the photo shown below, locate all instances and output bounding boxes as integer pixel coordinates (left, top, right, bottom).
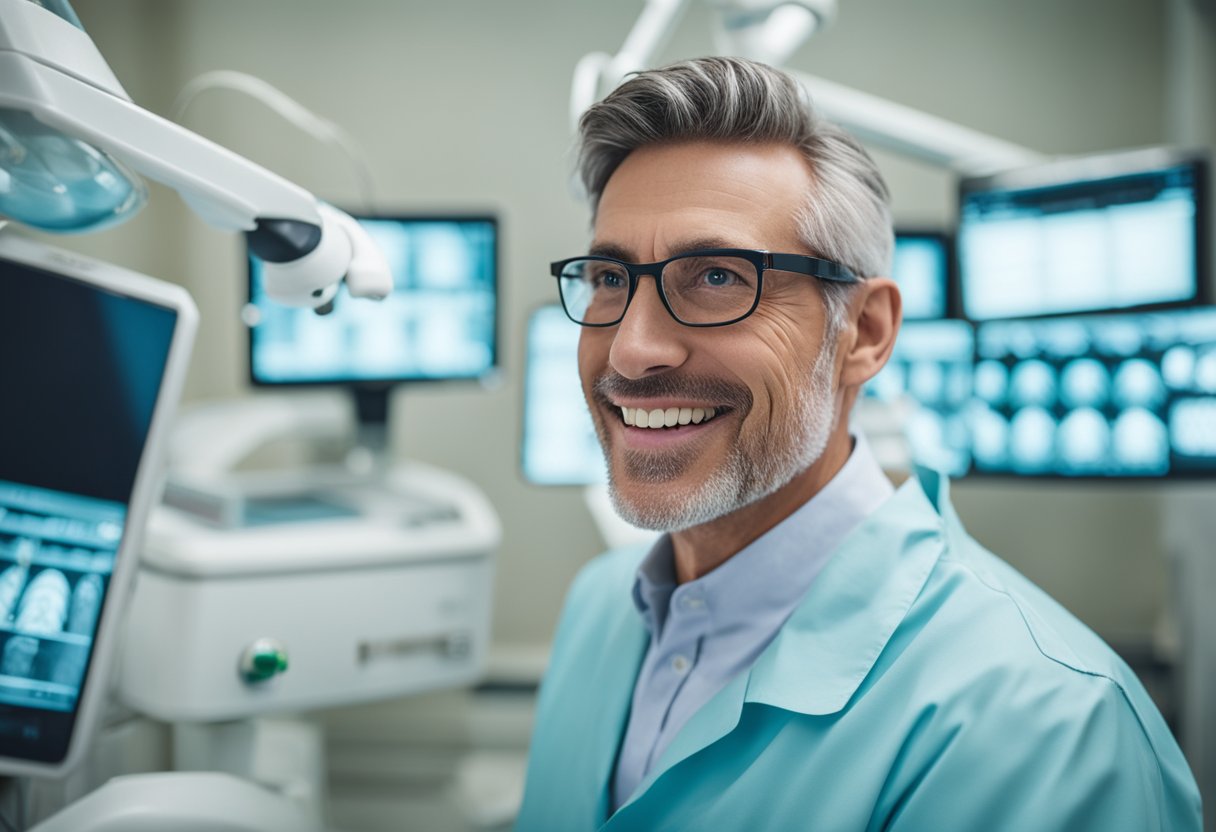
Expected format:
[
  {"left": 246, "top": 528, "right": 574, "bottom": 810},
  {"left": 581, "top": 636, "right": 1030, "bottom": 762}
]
[
  {"left": 245, "top": 212, "right": 501, "bottom": 392},
  {"left": 956, "top": 148, "right": 1211, "bottom": 323}
]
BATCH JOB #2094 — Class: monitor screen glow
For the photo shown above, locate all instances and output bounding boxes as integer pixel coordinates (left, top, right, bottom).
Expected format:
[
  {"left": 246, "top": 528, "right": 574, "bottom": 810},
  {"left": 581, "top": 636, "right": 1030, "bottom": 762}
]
[
  {"left": 0, "top": 249, "right": 180, "bottom": 765},
  {"left": 865, "top": 320, "right": 975, "bottom": 477},
  {"left": 971, "top": 308, "right": 1216, "bottom": 477},
  {"left": 521, "top": 305, "right": 606, "bottom": 486},
  {"left": 892, "top": 232, "right": 950, "bottom": 321},
  {"left": 247, "top": 216, "right": 498, "bottom": 386},
  {"left": 958, "top": 153, "right": 1205, "bottom": 321}
]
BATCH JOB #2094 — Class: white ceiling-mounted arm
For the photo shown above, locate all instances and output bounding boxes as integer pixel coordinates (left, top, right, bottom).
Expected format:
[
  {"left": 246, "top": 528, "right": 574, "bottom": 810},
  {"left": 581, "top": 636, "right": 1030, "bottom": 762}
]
[
  {"left": 709, "top": 0, "right": 836, "bottom": 68},
  {"left": 0, "top": 0, "right": 391, "bottom": 310},
  {"left": 569, "top": 0, "right": 1048, "bottom": 177},
  {"left": 570, "top": 0, "right": 695, "bottom": 129},
  {"left": 792, "top": 71, "right": 1048, "bottom": 175}
]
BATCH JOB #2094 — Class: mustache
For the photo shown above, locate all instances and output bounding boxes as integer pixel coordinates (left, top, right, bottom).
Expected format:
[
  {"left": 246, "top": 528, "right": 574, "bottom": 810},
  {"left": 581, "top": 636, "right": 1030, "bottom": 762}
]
[{"left": 592, "top": 371, "right": 753, "bottom": 411}]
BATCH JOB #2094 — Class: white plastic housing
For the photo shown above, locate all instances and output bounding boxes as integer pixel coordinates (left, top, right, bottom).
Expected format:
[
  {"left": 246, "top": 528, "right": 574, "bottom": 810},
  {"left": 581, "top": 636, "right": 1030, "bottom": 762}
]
[{"left": 118, "top": 462, "right": 500, "bottom": 721}]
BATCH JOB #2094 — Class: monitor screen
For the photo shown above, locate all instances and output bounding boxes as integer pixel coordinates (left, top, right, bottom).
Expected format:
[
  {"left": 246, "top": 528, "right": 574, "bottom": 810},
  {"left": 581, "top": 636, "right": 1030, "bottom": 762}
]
[
  {"left": 892, "top": 231, "right": 950, "bottom": 320},
  {"left": 247, "top": 215, "right": 498, "bottom": 386},
  {"left": 0, "top": 246, "right": 181, "bottom": 765},
  {"left": 521, "top": 305, "right": 607, "bottom": 486},
  {"left": 865, "top": 320, "right": 975, "bottom": 477},
  {"left": 970, "top": 307, "right": 1216, "bottom": 477},
  {"left": 958, "top": 149, "right": 1207, "bottom": 321}
]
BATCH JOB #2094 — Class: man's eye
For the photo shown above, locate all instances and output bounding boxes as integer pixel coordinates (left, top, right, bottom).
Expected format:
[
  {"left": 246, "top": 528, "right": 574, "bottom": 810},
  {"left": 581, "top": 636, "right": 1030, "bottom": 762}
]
[
  {"left": 701, "top": 268, "right": 740, "bottom": 287},
  {"left": 592, "top": 269, "right": 628, "bottom": 289}
]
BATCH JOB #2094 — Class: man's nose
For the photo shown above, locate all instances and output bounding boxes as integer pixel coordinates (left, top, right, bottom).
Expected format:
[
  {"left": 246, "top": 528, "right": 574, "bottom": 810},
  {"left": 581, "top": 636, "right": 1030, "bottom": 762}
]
[{"left": 608, "top": 275, "right": 690, "bottom": 380}]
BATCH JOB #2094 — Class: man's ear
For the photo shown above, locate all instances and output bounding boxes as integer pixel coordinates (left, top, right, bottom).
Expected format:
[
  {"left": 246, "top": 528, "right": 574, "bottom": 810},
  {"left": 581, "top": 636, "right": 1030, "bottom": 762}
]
[{"left": 839, "top": 277, "right": 901, "bottom": 388}]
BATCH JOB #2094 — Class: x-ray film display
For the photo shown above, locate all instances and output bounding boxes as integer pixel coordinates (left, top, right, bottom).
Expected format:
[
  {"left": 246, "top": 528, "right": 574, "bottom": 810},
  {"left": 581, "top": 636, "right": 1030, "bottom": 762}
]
[
  {"left": 970, "top": 308, "right": 1216, "bottom": 477},
  {"left": 866, "top": 320, "right": 975, "bottom": 477},
  {"left": 248, "top": 216, "right": 498, "bottom": 386},
  {"left": 0, "top": 239, "right": 188, "bottom": 770},
  {"left": 958, "top": 151, "right": 1206, "bottom": 321},
  {"left": 521, "top": 305, "right": 607, "bottom": 486}
]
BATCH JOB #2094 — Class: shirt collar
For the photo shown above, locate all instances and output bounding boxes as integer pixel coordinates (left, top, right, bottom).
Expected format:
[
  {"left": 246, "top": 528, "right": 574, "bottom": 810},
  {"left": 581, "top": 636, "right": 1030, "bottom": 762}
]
[{"left": 630, "top": 434, "right": 895, "bottom": 639}]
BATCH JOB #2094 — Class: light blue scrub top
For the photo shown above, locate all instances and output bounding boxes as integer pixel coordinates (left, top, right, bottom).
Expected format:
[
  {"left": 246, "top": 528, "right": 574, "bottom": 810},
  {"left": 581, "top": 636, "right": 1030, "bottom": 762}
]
[{"left": 517, "top": 469, "right": 1201, "bottom": 831}]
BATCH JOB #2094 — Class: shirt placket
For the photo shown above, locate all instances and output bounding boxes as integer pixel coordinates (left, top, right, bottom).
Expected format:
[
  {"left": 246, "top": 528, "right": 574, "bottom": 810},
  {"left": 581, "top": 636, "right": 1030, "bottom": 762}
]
[{"left": 643, "top": 587, "right": 710, "bottom": 773}]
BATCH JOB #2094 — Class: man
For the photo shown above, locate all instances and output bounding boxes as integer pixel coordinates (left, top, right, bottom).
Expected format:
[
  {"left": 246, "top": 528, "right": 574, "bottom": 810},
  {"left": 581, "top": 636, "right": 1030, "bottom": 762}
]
[{"left": 517, "top": 57, "right": 1201, "bottom": 831}]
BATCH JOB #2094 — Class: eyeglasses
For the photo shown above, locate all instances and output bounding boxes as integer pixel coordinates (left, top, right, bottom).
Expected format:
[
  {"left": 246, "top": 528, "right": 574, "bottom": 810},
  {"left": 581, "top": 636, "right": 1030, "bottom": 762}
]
[{"left": 550, "top": 248, "right": 861, "bottom": 328}]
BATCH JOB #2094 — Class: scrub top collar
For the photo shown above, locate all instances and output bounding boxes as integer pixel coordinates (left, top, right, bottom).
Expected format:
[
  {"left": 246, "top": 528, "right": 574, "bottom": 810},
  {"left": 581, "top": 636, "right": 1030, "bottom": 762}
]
[{"left": 632, "top": 468, "right": 953, "bottom": 801}]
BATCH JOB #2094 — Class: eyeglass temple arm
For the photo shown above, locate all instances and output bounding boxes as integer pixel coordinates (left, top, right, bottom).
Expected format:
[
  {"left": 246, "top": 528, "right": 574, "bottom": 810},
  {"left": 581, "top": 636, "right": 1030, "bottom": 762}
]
[{"left": 767, "top": 252, "right": 861, "bottom": 284}]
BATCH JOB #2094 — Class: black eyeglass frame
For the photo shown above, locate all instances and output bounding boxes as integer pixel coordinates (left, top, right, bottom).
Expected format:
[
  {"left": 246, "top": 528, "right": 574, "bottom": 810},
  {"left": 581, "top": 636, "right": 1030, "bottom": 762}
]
[{"left": 549, "top": 248, "right": 862, "bottom": 328}]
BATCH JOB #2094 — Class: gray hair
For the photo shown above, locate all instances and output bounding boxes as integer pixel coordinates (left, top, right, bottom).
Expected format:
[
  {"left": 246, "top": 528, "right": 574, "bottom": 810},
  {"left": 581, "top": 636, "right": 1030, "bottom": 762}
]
[{"left": 576, "top": 57, "right": 893, "bottom": 333}]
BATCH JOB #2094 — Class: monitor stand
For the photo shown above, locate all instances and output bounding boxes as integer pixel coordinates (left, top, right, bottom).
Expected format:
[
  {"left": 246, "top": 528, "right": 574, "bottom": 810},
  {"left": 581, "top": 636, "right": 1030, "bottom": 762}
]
[{"left": 347, "top": 385, "right": 392, "bottom": 476}]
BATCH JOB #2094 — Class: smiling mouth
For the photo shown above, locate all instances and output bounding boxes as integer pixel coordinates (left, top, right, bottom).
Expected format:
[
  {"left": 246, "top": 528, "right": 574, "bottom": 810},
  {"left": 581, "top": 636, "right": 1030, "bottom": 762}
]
[{"left": 619, "top": 406, "right": 724, "bottom": 429}]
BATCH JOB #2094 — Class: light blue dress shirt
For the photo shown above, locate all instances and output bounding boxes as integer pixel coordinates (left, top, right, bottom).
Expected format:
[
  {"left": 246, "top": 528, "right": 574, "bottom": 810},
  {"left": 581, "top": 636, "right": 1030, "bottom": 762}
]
[
  {"left": 517, "top": 466, "right": 1202, "bottom": 831},
  {"left": 612, "top": 434, "right": 894, "bottom": 809}
]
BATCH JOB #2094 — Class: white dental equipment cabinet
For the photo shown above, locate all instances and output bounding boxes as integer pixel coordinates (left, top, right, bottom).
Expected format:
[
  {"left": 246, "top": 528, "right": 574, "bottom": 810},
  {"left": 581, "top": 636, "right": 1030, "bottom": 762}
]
[
  {"left": 132, "top": 391, "right": 500, "bottom": 722},
  {"left": 107, "top": 392, "right": 499, "bottom": 826}
]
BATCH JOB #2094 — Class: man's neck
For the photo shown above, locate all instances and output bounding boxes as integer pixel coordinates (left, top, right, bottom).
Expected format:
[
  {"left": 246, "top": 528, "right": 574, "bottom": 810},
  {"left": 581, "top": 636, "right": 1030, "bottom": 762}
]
[{"left": 669, "top": 425, "right": 855, "bottom": 584}]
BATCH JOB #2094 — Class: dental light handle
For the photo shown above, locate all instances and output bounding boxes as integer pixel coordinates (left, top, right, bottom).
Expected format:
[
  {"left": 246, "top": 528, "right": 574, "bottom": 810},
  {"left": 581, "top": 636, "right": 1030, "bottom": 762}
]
[
  {"left": 0, "top": 0, "right": 392, "bottom": 308},
  {"left": 246, "top": 204, "right": 392, "bottom": 310}
]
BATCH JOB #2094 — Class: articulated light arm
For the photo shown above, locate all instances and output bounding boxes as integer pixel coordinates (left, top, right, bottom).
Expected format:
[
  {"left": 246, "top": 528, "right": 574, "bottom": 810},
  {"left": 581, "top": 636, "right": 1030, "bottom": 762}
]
[
  {"left": 792, "top": 72, "right": 1046, "bottom": 175},
  {"left": 570, "top": 0, "right": 694, "bottom": 130},
  {"left": 569, "top": 0, "right": 1047, "bottom": 176},
  {"left": 0, "top": 0, "right": 390, "bottom": 310}
]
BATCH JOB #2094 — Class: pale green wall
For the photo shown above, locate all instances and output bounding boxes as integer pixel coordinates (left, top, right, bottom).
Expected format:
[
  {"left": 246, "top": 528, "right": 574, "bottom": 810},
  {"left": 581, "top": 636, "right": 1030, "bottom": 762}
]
[{"left": 50, "top": 0, "right": 1214, "bottom": 649}]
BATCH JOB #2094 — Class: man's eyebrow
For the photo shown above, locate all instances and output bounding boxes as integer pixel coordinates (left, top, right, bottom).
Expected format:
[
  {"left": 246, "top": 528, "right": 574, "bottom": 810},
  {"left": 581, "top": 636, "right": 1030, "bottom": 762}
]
[
  {"left": 588, "top": 242, "right": 635, "bottom": 261},
  {"left": 587, "top": 237, "right": 744, "bottom": 263}
]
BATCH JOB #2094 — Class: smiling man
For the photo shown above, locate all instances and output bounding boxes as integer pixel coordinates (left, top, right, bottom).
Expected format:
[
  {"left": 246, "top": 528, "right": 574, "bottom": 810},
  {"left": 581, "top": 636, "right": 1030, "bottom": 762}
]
[{"left": 516, "top": 58, "right": 1200, "bottom": 831}]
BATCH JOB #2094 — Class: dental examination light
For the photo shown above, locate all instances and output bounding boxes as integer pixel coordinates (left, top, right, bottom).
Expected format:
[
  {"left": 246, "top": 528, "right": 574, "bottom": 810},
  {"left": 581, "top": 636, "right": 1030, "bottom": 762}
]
[
  {"left": 569, "top": 0, "right": 1047, "bottom": 175},
  {"left": 0, "top": 0, "right": 392, "bottom": 312}
]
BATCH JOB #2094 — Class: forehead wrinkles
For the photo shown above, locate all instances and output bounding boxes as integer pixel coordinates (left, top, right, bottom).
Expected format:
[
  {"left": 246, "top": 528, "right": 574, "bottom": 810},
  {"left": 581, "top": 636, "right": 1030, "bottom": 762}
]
[{"left": 595, "top": 142, "right": 813, "bottom": 258}]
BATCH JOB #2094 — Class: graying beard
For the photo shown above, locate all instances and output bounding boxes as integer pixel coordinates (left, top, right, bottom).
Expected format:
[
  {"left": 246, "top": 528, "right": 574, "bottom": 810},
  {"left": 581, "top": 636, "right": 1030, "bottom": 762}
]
[{"left": 605, "top": 344, "right": 837, "bottom": 532}]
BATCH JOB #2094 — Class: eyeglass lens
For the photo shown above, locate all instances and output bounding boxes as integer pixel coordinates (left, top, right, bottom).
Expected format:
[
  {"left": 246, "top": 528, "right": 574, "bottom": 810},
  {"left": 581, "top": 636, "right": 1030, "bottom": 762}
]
[{"left": 558, "top": 254, "right": 759, "bottom": 325}]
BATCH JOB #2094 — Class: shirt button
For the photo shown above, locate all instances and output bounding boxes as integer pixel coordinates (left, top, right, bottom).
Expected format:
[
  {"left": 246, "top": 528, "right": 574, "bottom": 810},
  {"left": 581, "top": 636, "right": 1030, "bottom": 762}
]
[
  {"left": 680, "top": 596, "right": 705, "bottom": 611},
  {"left": 671, "top": 655, "right": 691, "bottom": 674}
]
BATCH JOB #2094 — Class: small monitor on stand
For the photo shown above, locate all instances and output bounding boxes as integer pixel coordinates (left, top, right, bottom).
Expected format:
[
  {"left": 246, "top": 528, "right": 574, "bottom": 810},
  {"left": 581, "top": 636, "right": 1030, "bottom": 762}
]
[
  {"left": 892, "top": 230, "right": 953, "bottom": 321},
  {"left": 245, "top": 214, "right": 499, "bottom": 461},
  {"left": 520, "top": 305, "right": 606, "bottom": 486}
]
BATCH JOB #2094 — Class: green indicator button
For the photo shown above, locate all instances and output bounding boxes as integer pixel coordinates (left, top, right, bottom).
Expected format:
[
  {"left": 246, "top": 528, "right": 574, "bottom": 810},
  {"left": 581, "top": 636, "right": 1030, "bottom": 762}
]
[{"left": 239, "top": 638, "right": 289, "bottom": 684}]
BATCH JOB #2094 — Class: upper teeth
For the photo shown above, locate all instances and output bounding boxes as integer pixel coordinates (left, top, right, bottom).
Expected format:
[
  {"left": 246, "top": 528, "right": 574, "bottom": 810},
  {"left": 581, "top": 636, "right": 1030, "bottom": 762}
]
[{"left": 620, "top": 406, "right": 718, "bottom": 429}]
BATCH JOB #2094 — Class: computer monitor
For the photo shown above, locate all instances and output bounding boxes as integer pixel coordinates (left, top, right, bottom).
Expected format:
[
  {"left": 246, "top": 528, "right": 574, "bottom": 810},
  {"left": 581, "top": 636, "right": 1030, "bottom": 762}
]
[
  {"left": 0, "top": 235, "right": 196, "bottom": 774},
  {"left": 892, "top": 231, "right": 951, "bottom": 320},
  {"left": 864, "top": 319, "right": 975, "bottom": 477},
  {"left": 245, "top": 214, "right": 498, "bottom": 444},
  {"left": 970, "top": 307, "right": 1216, "bottom": 478},
  {"left": 521, "top": 305, "right": 606, "bottom": 486},
  {"left": 958, "top": 148, "right": 1208, "bottom": 321}
]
